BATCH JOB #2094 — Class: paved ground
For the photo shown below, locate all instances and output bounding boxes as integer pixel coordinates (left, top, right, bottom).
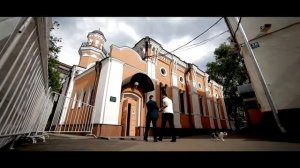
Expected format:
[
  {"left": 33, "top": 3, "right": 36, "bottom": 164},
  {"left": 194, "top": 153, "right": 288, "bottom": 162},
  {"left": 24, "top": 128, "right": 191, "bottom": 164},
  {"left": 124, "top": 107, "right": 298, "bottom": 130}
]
[{"left": 10, "top": 133, "right": 300, "bottom": 151}]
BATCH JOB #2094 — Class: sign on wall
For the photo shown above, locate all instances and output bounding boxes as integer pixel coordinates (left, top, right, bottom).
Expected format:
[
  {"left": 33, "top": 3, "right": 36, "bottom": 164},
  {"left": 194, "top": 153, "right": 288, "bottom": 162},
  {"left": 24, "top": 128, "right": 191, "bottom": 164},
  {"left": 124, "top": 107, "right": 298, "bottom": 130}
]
[
  {"left": 250, "top": 42, "right": 260, "bottom": 49},
  {"left": 110, "top": 96, "right": 116, "bottom": 102}
]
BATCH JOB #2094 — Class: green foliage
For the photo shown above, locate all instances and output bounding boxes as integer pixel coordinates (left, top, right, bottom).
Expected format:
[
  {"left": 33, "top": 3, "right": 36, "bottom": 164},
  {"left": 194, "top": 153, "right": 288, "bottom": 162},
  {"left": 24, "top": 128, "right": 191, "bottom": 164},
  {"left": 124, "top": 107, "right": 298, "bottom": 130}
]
[
  {"left": 206, "top": 43, "right": 248, "bottom": 128},
  {"left": 48, "top": 21, "right": 62, "bottom": 92}
]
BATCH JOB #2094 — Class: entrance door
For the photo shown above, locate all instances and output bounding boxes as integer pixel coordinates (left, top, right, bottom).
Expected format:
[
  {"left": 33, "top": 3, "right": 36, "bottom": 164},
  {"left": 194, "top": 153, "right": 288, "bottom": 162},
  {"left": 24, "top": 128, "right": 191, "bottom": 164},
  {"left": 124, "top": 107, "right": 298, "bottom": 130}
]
[
  {"left": 121, "top": 95, "right": 139, "bottom": 137},
  {"left": 121, "top": 99, "right": 128, "bottom": 136},
  {"left": 128, "top": 100, "right": 137, "bottom": 136}
]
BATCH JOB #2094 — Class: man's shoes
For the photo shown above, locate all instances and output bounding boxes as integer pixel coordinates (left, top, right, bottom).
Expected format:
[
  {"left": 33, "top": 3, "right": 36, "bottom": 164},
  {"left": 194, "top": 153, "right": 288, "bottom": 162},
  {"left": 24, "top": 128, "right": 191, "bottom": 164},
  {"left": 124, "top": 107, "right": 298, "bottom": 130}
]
[
  {"left": 153, "top": 139, "right": 158, "bottom": 142},
  {"left": 170, "top": 139, "right": 176, "bottom": 142},
  {"left": 144, "top": 137, "right": 148, "bottom": 142},
  {"left": 158, "top": 138, "right": 162, "bottom": 141}
]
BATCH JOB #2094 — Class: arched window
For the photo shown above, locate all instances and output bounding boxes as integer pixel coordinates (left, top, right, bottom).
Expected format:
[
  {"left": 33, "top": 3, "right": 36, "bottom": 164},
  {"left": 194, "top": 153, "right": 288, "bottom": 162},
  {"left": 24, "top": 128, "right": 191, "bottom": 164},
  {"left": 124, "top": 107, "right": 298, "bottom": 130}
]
[
  {"left": 72, "top": 92, "right": 77, "bottom": 109},
  {"left": 78, "top": 90, "right": 86, "bottom": 107},
  {"left": 199, "top": 95, "right": 204, "bottom": 116},
  {"left": 159, "top": 83, "right": 168, "bottom": 107},
  {"left": 87, "top": 86, "right": 94, "bottom": 105},
  {"left": 179, "top": 90, "right": 185, "bottom": 113}
]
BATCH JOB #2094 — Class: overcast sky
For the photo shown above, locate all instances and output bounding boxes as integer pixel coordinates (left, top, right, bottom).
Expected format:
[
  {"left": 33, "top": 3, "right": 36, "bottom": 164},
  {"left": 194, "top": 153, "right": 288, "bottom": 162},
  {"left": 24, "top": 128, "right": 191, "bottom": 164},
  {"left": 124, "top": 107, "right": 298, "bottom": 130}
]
[{"left": 52, "top": 17, "right": 230, "bottom": 71}]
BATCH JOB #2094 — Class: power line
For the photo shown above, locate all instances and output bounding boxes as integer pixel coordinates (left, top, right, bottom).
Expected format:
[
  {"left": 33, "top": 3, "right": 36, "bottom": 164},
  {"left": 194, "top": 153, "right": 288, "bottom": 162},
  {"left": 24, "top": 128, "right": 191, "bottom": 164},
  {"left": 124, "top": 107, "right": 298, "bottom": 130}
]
[
  {"left": 173, "top": 30, "right": 229, "bottom": 53},
  {"left": 170, "top": 17, "right": 224, "bottom": 53},
  {"left": 173, "top": 31, "right": 228, "bottom": 52}
]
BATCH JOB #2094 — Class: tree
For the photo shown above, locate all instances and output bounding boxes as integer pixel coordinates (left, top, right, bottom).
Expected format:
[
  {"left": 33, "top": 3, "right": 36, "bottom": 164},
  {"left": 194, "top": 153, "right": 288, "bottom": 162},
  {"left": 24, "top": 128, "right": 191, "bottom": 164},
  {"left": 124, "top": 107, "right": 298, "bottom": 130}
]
[
  {"left": 48, "top": 21, "right": 62, "bottom": 92},
  {"left": 206, "top": 43, "right": 248, "bottom": 130}
]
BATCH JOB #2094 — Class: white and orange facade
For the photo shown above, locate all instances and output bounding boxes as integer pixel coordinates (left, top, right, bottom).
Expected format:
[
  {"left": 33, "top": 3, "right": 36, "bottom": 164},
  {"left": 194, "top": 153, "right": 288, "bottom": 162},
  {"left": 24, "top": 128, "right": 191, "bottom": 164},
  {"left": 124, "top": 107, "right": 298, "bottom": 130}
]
[{"left": 59, "top": 30, "right": 230, "bottom": 137}]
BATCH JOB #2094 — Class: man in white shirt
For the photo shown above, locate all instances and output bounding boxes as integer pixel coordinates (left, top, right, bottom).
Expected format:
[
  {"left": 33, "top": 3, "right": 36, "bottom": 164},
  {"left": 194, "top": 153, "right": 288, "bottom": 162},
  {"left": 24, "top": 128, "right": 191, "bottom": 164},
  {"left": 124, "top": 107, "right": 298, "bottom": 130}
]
[{"left": 158, "top": 94, "right": 176, "bottom": 142}]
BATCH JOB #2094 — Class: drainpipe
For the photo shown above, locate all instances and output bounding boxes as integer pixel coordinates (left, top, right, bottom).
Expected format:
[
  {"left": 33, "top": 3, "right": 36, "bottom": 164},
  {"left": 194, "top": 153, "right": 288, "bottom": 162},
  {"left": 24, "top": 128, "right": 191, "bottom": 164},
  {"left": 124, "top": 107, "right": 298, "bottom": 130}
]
[
  {"left": 92, "top": 61, "right": 102, "bottom": 136},
  {"left": 93, "top": 61, "right": 102, "bottom": 105},
  {"left": 185, "top": 63, "right": 195, "bottom": 129}
]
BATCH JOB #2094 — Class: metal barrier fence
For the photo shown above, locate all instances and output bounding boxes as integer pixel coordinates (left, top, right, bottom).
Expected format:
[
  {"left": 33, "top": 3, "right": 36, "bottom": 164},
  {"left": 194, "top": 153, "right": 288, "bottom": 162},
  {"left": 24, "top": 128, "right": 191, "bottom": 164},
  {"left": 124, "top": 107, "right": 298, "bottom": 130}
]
[
  {"left": 46, "top": 92, "right": 95, "bottom": 136},
  {"left": 0, "top": 17, "right": 52, "bottom": 149}
]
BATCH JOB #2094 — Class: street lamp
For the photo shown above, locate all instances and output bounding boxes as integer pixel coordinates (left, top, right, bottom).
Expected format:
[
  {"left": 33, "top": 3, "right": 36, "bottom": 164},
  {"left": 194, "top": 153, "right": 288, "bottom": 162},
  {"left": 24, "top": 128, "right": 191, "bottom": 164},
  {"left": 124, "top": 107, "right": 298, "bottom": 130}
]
[{"left": 134, "top": 81, "right": 139, "bottom": 89}]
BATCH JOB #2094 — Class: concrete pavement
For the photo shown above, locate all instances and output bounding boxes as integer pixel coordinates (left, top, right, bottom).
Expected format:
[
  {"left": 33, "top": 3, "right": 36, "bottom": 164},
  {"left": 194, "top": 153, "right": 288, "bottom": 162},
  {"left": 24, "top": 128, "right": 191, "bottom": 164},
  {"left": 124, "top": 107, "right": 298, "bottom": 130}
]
[{"left": 9, "top": 133, "right": 300, "bottom": 151}]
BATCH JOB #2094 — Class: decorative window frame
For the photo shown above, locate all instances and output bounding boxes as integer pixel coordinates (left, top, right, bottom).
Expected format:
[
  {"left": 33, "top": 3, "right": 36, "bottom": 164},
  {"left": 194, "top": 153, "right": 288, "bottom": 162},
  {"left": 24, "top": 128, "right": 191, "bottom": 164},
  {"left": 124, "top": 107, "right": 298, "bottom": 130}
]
[
  {"left": 179, "top": 76, "right": 184, "bottom": 83},
  {"left": 198, "top": 82, "right": 202, "bottom": 89},
  {"left": 160, "top": 67, "right": 167, "bottom": 77}
]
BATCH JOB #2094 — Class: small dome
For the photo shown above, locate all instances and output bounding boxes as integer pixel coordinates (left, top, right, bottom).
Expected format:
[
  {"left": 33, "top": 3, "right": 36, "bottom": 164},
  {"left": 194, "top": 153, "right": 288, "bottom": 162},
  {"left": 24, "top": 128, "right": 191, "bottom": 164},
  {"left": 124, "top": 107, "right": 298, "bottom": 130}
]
[
  {"left": 88, "top": 28, "right": 106, "bottom": 41},
  {"left": 91, "top": 30, "right": 104, "bottom": 36}
]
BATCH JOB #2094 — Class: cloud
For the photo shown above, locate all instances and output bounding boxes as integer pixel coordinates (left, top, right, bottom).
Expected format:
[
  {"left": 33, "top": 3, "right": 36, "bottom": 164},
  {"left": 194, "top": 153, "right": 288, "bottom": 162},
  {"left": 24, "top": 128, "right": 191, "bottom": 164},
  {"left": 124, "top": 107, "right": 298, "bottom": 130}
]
[{"left": 52, "top": 17, "right": 230, "bottom": 71}]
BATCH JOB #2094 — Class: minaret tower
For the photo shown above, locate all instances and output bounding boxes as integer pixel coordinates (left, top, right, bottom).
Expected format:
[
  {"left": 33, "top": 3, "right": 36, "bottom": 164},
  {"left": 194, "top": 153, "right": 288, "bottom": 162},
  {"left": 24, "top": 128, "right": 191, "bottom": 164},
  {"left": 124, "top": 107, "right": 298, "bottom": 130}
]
[{"left": 78, "top": 28, "right": 107, "bottom": 68}]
